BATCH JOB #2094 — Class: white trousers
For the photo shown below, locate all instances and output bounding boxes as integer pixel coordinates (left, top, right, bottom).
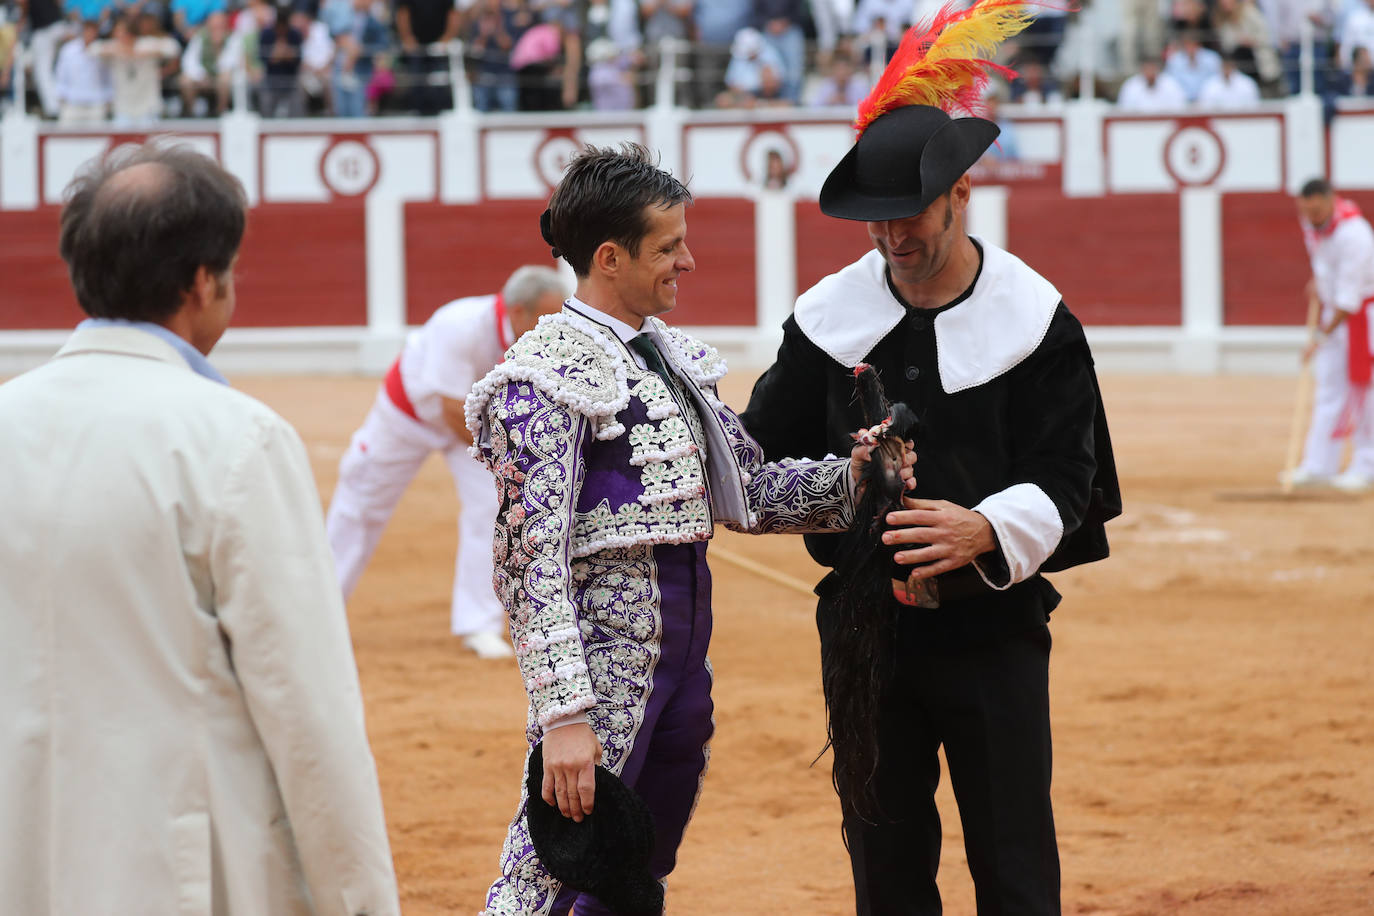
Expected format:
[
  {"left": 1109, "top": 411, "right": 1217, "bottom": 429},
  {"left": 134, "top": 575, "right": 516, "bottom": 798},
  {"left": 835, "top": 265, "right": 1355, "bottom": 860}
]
[
  {"left": 325, "top": 391, "right": 505, "bottom": 636},
  {"left": 1299, "top": 327, "right": 1374, "bottom": 478}
]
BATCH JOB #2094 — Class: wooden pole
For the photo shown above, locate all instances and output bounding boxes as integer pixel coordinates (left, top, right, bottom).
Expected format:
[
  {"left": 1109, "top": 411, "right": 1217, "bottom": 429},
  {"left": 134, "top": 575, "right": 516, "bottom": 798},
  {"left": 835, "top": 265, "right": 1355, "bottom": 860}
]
[{"left": 1281, "top": 293, "right": 1322, "bottom": 494}]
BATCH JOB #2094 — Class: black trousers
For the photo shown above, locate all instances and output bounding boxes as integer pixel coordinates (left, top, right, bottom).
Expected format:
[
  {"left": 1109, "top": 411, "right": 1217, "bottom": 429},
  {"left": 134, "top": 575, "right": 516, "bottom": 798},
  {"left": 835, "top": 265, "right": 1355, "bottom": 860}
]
[{"left": 839, "top": 621, "right": 1060, "bottom": 916}]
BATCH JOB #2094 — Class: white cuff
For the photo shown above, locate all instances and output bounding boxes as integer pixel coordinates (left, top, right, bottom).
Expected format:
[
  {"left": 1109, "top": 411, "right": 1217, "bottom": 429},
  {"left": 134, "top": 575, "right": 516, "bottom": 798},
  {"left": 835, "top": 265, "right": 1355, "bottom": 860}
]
[
  {"left": 542, "top": 712, "right": 590, "bottom": 734},
  {"left": 970, "top": 483, "right": 1063, "bottom": 588}
]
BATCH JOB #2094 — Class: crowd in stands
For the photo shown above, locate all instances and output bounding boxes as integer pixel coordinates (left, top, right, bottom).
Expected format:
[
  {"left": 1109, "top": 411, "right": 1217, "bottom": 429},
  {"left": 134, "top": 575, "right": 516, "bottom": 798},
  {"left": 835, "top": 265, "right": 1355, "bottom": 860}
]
[{"left": 2, "top": 0, "right": 1374, "bottom": 123}]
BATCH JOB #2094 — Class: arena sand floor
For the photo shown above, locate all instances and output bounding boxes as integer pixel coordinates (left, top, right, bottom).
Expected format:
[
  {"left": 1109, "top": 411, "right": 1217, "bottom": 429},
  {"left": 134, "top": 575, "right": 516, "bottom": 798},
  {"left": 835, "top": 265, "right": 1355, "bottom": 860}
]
[{"left": 227, "top": 370, "right": 1374, "bottom": 915}]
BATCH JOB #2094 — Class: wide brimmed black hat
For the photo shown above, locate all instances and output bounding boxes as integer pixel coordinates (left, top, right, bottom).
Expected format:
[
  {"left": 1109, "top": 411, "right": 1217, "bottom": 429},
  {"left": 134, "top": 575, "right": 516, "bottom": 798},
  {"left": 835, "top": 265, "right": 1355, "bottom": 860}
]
[
  {"left": 819, "top": 105, "right": 999, "bottom": 222},
  {"left": 525, "top": 742, "right": 664, "bottom": 916}
]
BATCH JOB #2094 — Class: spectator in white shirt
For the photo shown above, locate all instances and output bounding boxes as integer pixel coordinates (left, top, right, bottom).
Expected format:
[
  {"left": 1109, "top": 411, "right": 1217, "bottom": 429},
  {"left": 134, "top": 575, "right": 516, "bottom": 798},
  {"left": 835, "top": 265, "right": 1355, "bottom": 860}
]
[
  {"left": 1197, "top": 49, "right": 1263, "bottom": 106},
  {"left": 90, "top": 13, "right": 180, "bottom": 125},
  {"left": 1339, "top": 0, "right": 1374, "bottom": 67},
  {"left": 1165, "top": 30, "right": 1224, "bottom": 101},
  {"left": 1117, "top": 56, "right": 1189, "bottom": 110},
  {"left": 295, "top": 9, "right": 334, "bottom": 112},
  {"left": 54, "top": 20, "right": 112, "bottom": 124},
  {"left": 716, "top": 25, "right": 788, "bottom": 107}
]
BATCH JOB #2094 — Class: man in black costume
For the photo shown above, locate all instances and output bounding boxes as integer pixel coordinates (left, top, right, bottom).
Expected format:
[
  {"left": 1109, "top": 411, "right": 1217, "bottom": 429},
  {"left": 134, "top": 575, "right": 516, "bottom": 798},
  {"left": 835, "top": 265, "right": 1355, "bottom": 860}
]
[{"left": 740, "top": 102, "right": 1122, "bottom": 916}]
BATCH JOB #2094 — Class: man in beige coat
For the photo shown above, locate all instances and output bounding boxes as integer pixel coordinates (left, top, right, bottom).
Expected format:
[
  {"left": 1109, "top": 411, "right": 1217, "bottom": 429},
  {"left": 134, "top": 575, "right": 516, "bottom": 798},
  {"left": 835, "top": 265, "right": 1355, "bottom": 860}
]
[{"left": 0, "top": 143, "right": 400, "bottom": 915}]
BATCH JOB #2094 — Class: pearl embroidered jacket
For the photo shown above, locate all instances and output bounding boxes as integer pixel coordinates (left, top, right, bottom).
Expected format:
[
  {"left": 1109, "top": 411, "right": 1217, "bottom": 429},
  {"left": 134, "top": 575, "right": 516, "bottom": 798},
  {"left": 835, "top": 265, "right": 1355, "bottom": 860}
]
[{"left": 467, "top": 309, "right": 856, "bottom": 733}]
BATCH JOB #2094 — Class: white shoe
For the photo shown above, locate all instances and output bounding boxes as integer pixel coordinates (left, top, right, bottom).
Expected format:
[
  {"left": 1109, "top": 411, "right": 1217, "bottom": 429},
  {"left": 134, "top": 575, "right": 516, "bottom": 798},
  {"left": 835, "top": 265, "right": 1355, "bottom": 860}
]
[
  {"left": 462, "top": 631, "right": 514, "bottom": 659},
  {"left": 1278, "top": 468, "right": 1332, "bottom": 488},
  {"left": 1332, "top": 471, "right": 1374, "bottom": 493}
]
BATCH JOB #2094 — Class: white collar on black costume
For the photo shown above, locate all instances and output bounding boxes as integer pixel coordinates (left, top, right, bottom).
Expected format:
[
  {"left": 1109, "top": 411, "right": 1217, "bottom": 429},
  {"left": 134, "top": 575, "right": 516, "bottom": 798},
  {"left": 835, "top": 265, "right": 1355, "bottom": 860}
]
[{"left": 792, "top": 237, "right": 1062, "bottom": 394}]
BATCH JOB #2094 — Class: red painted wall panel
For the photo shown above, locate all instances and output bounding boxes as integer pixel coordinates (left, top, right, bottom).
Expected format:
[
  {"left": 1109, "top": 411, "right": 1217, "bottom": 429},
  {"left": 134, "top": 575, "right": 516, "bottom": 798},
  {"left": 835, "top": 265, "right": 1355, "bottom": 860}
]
[
  {"left": 234, "top": 203, "right": 367, "bottom": 326},
  {"left": 0, "top": 209, "right": 85, "bottom": 330},
  {"left": 1008, "top": 191, "right": 1182, "bottom": 326},
  {"left": 795, "top": 201, "right": 875, "bottom": 297},
  {"left": 675, "top": 198, "right": 755, "bottom": 326},
  {"left": 405, "top": 200, "right": 551, "bottom": 324},
  {"left": 1221, "top": 191, "right": 1374, "bottom": 325}
]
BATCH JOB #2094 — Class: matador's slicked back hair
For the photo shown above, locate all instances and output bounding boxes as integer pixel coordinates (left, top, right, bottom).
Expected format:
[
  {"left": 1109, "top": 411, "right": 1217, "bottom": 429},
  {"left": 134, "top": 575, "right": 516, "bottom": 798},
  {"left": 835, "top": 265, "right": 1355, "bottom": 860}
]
[{"left": 544, "top": 143, "right": 692, "bottom": 277}]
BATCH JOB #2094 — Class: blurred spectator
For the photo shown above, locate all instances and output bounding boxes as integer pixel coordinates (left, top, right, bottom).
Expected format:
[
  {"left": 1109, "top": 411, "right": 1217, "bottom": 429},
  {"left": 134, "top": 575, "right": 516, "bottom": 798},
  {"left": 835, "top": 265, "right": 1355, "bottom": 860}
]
[
  {"left": 585, "top": 0, "right": 639, "bottom": 47},
  {"left": 296, "top": 7, "right": 335, "bottom": 110},
  {"left": 585, "top": 33, "right": 635, "bottom": 108},
  {"left": 716, "top": 24, "right": 787, "bottom": 106},
  {"left": 367, "top": 49, "right": 396, "bottom": 108},
  {"left": 639, "top": 0, "right": 691, "bottom": 105},
  {"left": 1018, "top": 3, "right": 1067, "bottom": 68},
  {"left": 809, "top": 0, "right": 854, "bottom": 60},
  {"left": 1212, "top": 0, "right": 1281, "bottom": 88},
  {"left": 762, "top": 147, "right": 791, "bottom": 187},
  {"left": 695, "top": 0, "right": 750, "bottom": 45},
  {"left": 979, "top": 90, "right": 1020, "bottom": 160},
  {"left": 395, "top": 0, "right": 459, "bottom": 114},
  {"left": 584, "top": 0, "right": 641, "bottom": 102},
  {"left": 179, "top": 10, "right": 241, "bottom": 115},
  {"left": 171, "top": 0, "right": 228, "bottom": 38},
  {"left": 65, "top": 0, "right": 115, "bottom": 31},
  {"left": 1339, "top": 0, "right": 1374, "bottom": 69},
  {"left": 1197, "top": 48, "right": 1262, "bottom": 105},
  {"left": 1169, "top": 0, "right": 1210, "bottom": 36},
  {"left": 1270, "top": 0, "right": 1337, "bottom": 95},
  {"left": 805, "top": 47, "right": 868, "bottom": 106},
  {"left": 852, "top": 0, "right": 909, "bottom": 46},
  {"left": 1010, "top": 58, "right": 1064, "bottom": 106},
  {"left": 233, "top": 0, "right": 272, "bottom": 105},
  {"left": 320, "top": 0, "right": 352, "bottom": 33},
  {"left": 1119, "top": 0, "right": 1167, "bottom": 76},
  {"left": 55, "top": 19, "right": 111, "bottom": 122},
  {"left": 1334, "top": 42, "right": 1374, "bottom": 94},
  {"left": 28, "top": 0, "right": 76, "bottom": 117},
  {"left": 520, "top": 0, "right": 580, "bottom": 109},
  {"left": 692, "top": 0, "right": 751, "bottom": 104},
  {"left": 137, "top": 10, "right": 183, "bottom": 98},
  {"left": 466, "top": 0, "right": 519, "bottom": 110},
  {"left": 1117, "top": 55, "right": 1188, "bottom": 108},
  {"left": 90, "top": 11, "right": 179, "bottom": 124},
  {"left": 1165, "top": 29, "right": 1223, "bottom": 100},
  {"left": 0, "top": 4, "right": 15, "bottom": 113},
  {"left": 331, "top": 0, "right": 387, "bottom": 115},
  {"left": 753, "top": 0, "right": 805, "bottom": 101},
  {"left": 642, "top": 0, "right": 692, "bottom": 47},
  {"left": 258, "top": 4, "right": 304, "bottom": 115}
]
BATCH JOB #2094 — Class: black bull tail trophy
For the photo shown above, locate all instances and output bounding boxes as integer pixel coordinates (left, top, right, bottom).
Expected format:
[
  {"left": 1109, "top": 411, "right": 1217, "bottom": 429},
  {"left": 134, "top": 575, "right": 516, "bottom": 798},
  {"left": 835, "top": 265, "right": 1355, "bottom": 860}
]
[{"left": 819, "top": 362, "right": 925, "bottom": 825}]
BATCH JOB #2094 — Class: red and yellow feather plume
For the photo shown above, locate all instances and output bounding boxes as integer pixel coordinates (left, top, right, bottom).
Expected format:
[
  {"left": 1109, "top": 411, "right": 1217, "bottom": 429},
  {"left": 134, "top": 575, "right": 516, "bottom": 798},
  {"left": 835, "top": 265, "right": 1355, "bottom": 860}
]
[{"left": 854, "top": 0, "right": 1038, "bottom": 136}]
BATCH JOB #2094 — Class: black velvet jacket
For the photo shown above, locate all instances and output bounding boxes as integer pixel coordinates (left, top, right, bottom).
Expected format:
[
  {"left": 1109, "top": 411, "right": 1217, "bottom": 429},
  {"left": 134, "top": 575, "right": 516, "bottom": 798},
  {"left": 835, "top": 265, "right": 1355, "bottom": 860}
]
[{"left": 740, "top": 273, "right": 1121, "bottom": 649}]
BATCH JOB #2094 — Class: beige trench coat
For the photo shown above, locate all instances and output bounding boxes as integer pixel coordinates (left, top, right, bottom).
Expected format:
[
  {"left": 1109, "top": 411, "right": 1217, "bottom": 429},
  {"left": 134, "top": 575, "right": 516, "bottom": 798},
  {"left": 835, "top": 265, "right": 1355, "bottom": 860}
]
[{"left": 0, "top": 327, "right": 400, "bottom": 915}]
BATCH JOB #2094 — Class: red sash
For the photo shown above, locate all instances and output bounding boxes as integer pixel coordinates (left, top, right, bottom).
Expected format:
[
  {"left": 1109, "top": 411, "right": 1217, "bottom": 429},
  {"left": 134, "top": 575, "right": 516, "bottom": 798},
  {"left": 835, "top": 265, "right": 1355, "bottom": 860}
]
[
  {"left": 384, "top": 357, "right": 420, "bottom": 421},
  {"left": 1333, "top": 297, "right": 1373, "bottom": 439},
  {"left": 385, "top": 293, "right": 510, "bottom": 422},
  {"left": 494, "top": 293, "right": 511, "bottom": 350}
]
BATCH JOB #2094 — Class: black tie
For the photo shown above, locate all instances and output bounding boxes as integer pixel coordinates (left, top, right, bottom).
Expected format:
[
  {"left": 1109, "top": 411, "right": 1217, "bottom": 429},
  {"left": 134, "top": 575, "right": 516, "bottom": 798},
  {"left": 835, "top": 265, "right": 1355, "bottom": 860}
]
[{"left": 629, "top": 333, "right": 675, "bottom": 390}]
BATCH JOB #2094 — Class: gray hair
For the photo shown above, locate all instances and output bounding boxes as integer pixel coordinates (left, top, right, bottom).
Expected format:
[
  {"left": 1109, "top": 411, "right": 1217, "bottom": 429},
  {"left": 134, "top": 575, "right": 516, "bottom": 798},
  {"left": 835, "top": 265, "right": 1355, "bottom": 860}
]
[{"left": 502, "top": 265, "right": 569, "bottom": 310}]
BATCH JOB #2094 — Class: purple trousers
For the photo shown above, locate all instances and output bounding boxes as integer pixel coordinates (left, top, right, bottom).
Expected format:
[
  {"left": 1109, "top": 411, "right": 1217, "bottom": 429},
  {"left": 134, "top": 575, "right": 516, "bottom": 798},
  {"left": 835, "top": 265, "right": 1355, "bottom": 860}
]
[{"left": 484, "top": 541, "right": 715, "bottom": 916}]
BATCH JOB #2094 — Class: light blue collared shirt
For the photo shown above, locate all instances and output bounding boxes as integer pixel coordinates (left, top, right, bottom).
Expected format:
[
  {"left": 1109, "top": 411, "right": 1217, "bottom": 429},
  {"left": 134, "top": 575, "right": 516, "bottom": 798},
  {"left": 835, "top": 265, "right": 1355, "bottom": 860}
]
[{"left": 78, "top": 318, "right": 229, "bottom": 385}]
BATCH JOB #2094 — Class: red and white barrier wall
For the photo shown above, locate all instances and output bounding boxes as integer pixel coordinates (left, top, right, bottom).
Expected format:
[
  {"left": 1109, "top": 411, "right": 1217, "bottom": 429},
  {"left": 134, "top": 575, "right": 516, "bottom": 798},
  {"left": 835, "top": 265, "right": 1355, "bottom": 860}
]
[{"left": 1, "top": 97, "right": 1366, "bottom": 375}]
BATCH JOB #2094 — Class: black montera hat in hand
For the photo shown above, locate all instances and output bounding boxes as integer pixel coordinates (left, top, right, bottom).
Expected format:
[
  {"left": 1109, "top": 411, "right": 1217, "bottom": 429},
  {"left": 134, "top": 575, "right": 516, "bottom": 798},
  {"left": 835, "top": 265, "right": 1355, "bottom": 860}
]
[
  {"left": 525, "top": 741, "right": 664, "bottom": 916},
  {"left": 819, "top": 0, "right": 1036, "bottom": 222},
  {"left": 820, "top": 106, "right": 999, "bottom": 222}
]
